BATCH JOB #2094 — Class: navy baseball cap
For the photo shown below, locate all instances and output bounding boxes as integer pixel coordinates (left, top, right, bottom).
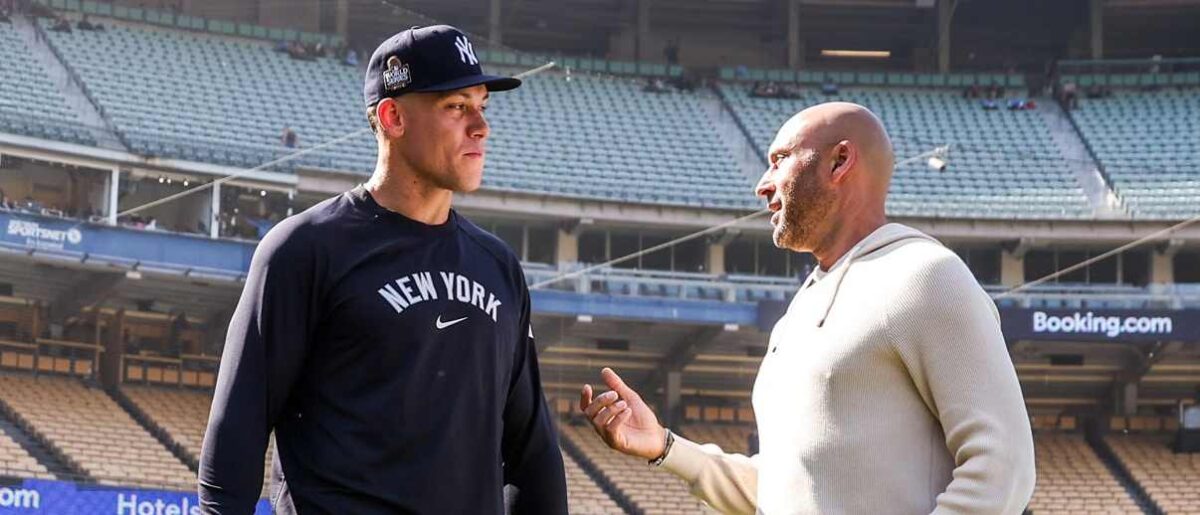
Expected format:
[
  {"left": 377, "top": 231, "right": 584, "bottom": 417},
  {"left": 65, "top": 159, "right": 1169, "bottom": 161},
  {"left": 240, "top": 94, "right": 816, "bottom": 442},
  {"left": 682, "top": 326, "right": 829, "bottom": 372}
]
[{"left": 363, "top": 25, "right": 521, "bottom": 107}]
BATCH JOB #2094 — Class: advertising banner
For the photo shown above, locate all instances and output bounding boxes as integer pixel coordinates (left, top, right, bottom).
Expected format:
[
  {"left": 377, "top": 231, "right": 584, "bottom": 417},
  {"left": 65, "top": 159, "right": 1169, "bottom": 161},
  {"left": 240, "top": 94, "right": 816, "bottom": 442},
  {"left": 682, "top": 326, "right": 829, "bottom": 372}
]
[
  {"left": 1000, "top": 308, "right": 1200, "bottom": 343},
  {"left": 0, "top": 478, "right": 270, "bottom": 514}
]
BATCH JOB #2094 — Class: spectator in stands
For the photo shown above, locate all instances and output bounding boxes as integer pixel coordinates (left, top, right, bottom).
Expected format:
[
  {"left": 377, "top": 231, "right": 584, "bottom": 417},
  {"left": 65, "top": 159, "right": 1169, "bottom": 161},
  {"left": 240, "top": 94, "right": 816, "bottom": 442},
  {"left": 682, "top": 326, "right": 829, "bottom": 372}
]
[
  {"left": 750, "top": 81, "right": 780, "bottom": 98},
  {"left": 664, "top": 39, "right": 680, "bottom": 66},
  {"left": 981, "top": 98, "right": 999, "bottom": 110},
  {"left": 285, "top": 41, "right": 313, "bottom": 61},
  {"left": 77, "top": 14, "right": 101, "bottom": 31},
  {"left": 963, "top": 84, "right": 980, "bottom": 99},
  {"left": 49, "top": 15, "right": 71, "bottom": 32},
  {"left": 0, "top": 7, "right": 10, "bottom": 23},
  {"left": 199, "top": 25, "right": 566, "bottom": 514},
  {"left": 820, "top": 78, "right": 838, "bottom": 95},
  {"left": 644, "top": 78, "right": 670, "bottom": 93},
  {"left": 1061, "top": 80, "right": 1079, "bottom": 110},
  {"left": 343, "top": 48, "right": 359, "bottom": 67},
  {"left": 581, "top": 102, "right": 1035, "bottom": 514},
  {"left": 281, "top": 127, "right": 297, "bottom": 148},
  {"left": 779, "top": 83, "right": 802, "bottom": 99},
  {"left": 1176, "top": 387, "right": 1200, "bottom": 452},
  {"left": 1007, "top": 98, "right": 1026, "bottom": 111}
]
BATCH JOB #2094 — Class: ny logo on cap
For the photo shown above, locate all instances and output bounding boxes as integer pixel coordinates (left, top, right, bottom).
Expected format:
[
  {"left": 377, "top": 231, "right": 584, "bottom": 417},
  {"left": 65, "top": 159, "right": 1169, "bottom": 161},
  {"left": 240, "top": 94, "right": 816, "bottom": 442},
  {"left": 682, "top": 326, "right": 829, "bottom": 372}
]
[
  {"left": 454, "top": 35, "right": 478, "bottom": 65},
  {"left": 383, "top": 56, "right": 411, "bottom": 91}
]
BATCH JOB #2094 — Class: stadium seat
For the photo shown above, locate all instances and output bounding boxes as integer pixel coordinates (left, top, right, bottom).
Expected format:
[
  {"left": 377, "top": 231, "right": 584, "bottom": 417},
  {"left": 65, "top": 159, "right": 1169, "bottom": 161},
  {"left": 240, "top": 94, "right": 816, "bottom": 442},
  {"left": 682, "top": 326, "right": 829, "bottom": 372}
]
[
  {"left": 716, "top": 82, "right": 1094, "bottom": 219},
  {"left": 0, "top": 373, "right": 196, "bottom": 490},
  {"left": 1069, "top": 86, "right": 1200, "bottom": 220},
  {"left": 1106, "top": 433, "right": 1200, "bottom": 514}
]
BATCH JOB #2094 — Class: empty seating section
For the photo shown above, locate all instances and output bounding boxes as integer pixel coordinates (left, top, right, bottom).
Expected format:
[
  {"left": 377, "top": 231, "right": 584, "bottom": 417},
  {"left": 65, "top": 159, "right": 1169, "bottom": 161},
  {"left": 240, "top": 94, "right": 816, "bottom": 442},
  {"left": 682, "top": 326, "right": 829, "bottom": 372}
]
[
  {"left": 484, "top": 70, "right": 753, "bottom": 208},
  {"left": 39, "top": 20, "right": 374, "bottom": 173},
  {"left": 680, "top": 424, "right": 754, "bottom": 456},
  {"left": 122, "top": 385, "right": 272, "bottom": 495},
  {"left": 562, "top": 449, "right": 625, "bottom": 514},
  {"left": 0, "top": 425, "right": 52, "bottom": 479},
  {"left": 1107, "top": 434, "right": 1200, "bottom": 514},
  {"left": 0, "top": 23, "right": 94, "bottom": 145},
  {"left": 560, "top": 423, "right": 712, "bottom": 514},
  {"left": 1070, "top": 87, "right": 1200, "bottom": 220},
  {"left": 0, "top": 373, "right": 195, "bottom": 489},
  {"left": 37, "top": 19, "right": 754, "bottom": 208},
  {"left": 718, "top": 83, "right": 1093, "bottom": 219},
  {"left": 1027, "top": 433, "right": 1141, "bottom": 514}
]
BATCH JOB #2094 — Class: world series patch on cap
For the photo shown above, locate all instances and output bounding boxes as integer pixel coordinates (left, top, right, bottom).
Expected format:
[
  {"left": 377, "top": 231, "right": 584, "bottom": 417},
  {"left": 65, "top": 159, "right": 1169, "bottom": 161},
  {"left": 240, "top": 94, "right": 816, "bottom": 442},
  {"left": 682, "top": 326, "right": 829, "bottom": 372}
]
[{"left": 363, "top": 25, "right": 521, "bottom": 107}]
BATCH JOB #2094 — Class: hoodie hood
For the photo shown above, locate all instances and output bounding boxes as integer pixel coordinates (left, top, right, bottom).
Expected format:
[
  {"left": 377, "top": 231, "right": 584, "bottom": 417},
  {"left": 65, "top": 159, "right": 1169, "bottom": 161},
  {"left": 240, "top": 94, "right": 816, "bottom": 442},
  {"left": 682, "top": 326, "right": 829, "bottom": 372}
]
[{"left": 802, "top": 223, "right": 940, "bottom": 327}]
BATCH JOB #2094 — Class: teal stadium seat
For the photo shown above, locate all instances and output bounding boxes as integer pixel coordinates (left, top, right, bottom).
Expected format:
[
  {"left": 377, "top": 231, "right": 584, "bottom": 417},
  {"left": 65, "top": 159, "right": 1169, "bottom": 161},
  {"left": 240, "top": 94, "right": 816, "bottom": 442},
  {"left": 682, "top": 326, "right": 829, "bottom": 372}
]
[
  {"left": 716, "top": 81, "right": 1094, "bottom": 219},
  {"left": 1070, "top": 84, "right": 1200, "bottom": 220}
]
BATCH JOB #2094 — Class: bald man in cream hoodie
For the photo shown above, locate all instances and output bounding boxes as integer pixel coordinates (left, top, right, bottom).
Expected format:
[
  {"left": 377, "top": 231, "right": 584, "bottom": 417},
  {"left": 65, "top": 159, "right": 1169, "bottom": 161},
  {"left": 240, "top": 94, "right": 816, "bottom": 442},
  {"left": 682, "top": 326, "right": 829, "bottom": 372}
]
[{"left": 580, "top": 102, "right": 1035, "bottom": 514}]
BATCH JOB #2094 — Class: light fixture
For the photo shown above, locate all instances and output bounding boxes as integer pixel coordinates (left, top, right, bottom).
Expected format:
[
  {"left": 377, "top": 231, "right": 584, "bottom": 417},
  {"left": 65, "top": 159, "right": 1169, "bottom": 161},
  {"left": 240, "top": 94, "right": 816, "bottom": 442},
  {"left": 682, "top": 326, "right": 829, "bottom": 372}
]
[
  {"left": 927, "top": 146, "right": 950, "bottom": 172},
  {"left": 157, "top": 176, "right": 164, "bottom": 184},
  {"left": 260, "top": 190, "right": 267, "bottom": 197},
  {"left": 820, "top": 49, "right": 891, "bottom": 59},
  {"left": 182, "top": 180, "right": 189, "bottom": 187}
]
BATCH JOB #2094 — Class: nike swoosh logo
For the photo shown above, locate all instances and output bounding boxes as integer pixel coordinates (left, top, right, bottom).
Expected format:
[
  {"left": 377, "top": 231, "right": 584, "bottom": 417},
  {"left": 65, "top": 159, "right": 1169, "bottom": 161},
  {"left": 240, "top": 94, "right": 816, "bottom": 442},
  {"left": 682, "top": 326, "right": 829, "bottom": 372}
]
[{"left": 436, "top": 315, "right": 468, "bottom": 330}]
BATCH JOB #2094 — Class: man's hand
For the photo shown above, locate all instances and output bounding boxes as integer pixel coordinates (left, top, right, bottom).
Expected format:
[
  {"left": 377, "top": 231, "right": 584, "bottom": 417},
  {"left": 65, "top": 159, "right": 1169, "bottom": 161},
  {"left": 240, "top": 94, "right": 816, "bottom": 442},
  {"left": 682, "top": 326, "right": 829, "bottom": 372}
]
[{"left": 580, "top": 368, "right": 667, "bottom": 461}]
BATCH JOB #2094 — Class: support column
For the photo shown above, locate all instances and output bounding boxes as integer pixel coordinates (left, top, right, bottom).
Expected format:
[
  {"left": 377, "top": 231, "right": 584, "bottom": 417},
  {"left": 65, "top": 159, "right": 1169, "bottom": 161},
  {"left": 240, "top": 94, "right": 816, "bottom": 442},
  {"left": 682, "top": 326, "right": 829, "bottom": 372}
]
[
  {"left": 787, "top": 0, "right": 802, "bottom": 68},
  {"left": 555, "top": 229, "right": 578, "bottom": 265},
  {"left": 489, "top": 0, "right": 503, "bottom": 45},
  {"left": 1089, "top": 0, "right": 1104, "bottom": 60},
  {"left": 636, "top": 0, "right": 651, "bottom": 61},
  {"left": 336, "top": 0, "right": 350, "bottom": 41},
  {"left": 1000, "top": 249, "right": 1024, "bottom": 288},
  {"left": 107, "top": 168, "right": 119, "bottom": 226},
  {"left": 937, "top": 0, "right": 953, "bottom": 74},
  {"left": 1151, "top": 250, "right": 1174, "bottom": 285},
  {"left": 662, "top": 370, "right": 682, "bottom": 428},
  {"left": 1115, "top": 381, "right": 1138, "bottom": 417},
  {"left": 210, "top": 182, "right": 221, "bottom": 239},
  {"left": 100, "top": 308, "right": 125, "bottom": 388},
  {"left": 707, "top": 243, "right": 725, "bottom": 276}
]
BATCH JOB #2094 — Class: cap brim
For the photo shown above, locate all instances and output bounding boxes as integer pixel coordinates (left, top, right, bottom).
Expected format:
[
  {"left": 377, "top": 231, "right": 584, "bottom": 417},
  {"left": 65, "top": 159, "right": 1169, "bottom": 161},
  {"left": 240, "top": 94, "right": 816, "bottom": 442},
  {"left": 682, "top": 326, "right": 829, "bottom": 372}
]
[{"left": 414, "top": 74, "right": 522, "bottom": 94}]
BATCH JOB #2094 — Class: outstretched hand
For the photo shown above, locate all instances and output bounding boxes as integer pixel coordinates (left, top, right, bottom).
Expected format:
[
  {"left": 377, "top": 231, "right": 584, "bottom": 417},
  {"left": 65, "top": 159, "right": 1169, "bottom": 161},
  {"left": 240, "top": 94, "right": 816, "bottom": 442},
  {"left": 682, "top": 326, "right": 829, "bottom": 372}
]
[{"left": 579, "top": 368, "right": 667, "bottom": 461}]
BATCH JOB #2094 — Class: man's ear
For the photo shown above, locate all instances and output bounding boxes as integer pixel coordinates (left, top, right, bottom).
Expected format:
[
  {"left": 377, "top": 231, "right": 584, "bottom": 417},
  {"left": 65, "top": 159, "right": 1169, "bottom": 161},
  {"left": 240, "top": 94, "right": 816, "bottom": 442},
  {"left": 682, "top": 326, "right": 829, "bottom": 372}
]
[
  {"left": 829, "top": 141, "right": 857, "bottom": 184},
  {"left": 376, "top": 98, "right": 404, "bottom": 138}
]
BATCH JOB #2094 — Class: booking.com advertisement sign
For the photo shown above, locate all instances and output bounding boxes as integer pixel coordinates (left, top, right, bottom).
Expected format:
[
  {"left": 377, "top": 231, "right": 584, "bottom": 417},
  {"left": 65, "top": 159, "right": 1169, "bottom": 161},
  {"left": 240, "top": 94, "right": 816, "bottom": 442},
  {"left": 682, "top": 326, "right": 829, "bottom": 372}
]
[
  {"left": 0, "top": 479, "right": 269, "bottom": 514},
  {"left": 1001, "top": 308, "right": 1200, "bottom": 343}
]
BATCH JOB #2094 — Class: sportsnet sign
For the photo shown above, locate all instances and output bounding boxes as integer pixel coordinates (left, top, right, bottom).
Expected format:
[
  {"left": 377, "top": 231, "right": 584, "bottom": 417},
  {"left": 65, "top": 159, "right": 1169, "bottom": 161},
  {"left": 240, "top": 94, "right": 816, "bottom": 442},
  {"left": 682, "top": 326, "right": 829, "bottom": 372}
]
[
  {"left": 1001, "top": 308, "right": 1200, "bottom": 343},
  {"left": 5, "top": 218, "right": 83, "bottom": 251}
]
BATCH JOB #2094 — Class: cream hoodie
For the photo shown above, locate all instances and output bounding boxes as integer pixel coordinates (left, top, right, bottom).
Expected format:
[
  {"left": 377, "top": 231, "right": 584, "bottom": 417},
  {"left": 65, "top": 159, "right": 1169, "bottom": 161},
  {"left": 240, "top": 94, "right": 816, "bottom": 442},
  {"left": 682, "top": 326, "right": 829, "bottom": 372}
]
[{"left": 661, "top": 223, "right": 1035, "bottom": 514}]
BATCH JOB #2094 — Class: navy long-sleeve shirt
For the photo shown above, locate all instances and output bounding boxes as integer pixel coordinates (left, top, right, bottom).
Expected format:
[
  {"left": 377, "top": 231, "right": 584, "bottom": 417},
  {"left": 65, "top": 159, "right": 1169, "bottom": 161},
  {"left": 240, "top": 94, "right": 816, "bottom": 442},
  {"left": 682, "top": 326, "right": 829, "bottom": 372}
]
[{"left": 198, "top": 185, "right": 567, "bottom": 514}]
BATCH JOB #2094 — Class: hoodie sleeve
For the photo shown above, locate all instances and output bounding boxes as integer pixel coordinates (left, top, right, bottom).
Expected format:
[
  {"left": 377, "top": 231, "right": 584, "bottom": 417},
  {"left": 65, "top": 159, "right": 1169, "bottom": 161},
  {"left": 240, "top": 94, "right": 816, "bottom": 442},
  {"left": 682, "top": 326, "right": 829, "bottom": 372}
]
[
  {"left": 886, "top": 249, "right": 1035, "bottom": 515},
  {"left": 660, "top": 436, "right": 759, "bottom": 515}
]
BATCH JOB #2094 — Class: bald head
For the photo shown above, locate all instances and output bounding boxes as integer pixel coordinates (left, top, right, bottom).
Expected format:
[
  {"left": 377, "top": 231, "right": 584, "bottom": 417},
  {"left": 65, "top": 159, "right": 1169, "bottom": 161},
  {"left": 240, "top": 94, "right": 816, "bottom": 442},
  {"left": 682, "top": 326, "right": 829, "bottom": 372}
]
[
  {"left": 755, "top": 102, "right": 895, "bottom": 265},
  {"left": 773, "top": 102, "right": 894, "bottom": 190}
]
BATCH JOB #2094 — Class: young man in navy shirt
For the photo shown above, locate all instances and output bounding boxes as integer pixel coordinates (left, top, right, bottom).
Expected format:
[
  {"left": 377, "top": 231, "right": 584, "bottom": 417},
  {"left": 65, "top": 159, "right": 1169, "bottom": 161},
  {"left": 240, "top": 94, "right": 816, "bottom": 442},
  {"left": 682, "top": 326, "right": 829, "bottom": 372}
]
[{"left": 199, "top": 25, "right": 568, "bottom": 514}]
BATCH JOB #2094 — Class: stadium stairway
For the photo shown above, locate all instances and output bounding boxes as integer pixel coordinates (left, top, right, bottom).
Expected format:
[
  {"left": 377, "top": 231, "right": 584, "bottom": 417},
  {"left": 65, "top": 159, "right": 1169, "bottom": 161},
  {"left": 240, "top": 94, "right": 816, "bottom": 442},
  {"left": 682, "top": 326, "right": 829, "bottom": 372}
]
[
  {"left": 699, "top": 93, "right": 768, "bottom": 186},
  {"left": 1085, "top": 426, "right": 1160, "bottom": 515},
  {"left": 11, "top": 13, "right": 126, "bottom": 150},
  {"left": 0, "top": 406, "right": 73, "bottom": 479},
  {"left": 1038, "top": 101, "right": 1125, "bottom": 218},
  {"left": 558, "top": 422, "right": 638, "bottom": 514},
  {"left": 109, "top": 386, "right": 200, "bottom": 472}
]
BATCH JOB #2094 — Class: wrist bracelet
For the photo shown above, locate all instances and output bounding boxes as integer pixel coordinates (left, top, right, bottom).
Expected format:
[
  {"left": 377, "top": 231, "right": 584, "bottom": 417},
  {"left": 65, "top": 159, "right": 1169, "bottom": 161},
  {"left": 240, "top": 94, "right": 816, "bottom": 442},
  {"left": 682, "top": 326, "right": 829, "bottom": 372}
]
[{"left": 649, "top": 428, "right": 674, "bottom": 467}]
